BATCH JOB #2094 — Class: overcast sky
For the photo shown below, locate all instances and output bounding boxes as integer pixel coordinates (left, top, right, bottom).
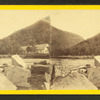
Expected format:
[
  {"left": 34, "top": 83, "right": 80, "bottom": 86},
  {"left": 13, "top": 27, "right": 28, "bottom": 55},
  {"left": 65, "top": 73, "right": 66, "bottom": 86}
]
[{"left": 0, "top": 10, "right": 100, "bottom": 39}]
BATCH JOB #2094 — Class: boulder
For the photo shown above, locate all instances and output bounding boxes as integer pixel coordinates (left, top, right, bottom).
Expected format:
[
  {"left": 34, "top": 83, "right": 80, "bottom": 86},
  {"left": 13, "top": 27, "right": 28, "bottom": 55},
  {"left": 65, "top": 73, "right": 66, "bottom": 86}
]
[
  {"left": 0, "top": 68, "right": 4, "bottom": 73},
  {"left": 34, "top": 60, "right": 48, "bottom": 65},
  {"left": 28, "top": 74, "right": 46, "bottom": 90},
  {"left": 51, "top": 63, "right": 71, "bottom": 78},
  {"left": 94, "top": 56, "right": 100, "bottom": 67},
  {"left": 31, "top": 65, "right": 50, "bottom": 75},
  {"left": 29, "top": 65, "right": 50, "bottom": 90},
  {"left": 78, "top": 68, "right": 87, "bottom": 77},
  {"left": 0, "top": 73, "right": 17, "bottom": 90},
  {"left": 45, "top": 72, "right": 51, "bottom": 83},
  {"left": 76, "top": 65, "right": 95, "bottom": 77},
  {"left": 12, "top": 55, "right": 27, "bottom": 69},
  {"left": 4, "top": 66, "right": 31, "bottom": 88},
  {"left": 44, "top": 82, "right": 50, "bottom": 90},
  {"left": 87, "top": 68, "right": 100, "bottom": 88},
  {"left": 50, "top": 72, "right": 98, "bottom": 90}
]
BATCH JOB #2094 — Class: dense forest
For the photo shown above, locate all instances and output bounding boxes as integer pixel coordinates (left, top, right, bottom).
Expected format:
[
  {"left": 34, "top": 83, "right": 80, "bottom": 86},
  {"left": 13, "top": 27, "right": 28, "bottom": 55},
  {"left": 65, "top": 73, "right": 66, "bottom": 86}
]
[{"left": 64, "top": 33, "right": 100, "bottom": 56}]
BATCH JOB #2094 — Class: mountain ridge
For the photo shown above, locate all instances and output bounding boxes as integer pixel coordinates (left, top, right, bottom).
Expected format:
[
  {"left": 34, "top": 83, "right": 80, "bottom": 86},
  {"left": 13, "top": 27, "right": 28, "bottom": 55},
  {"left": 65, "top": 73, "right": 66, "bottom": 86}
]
[
  {"left": 0, "top": 19, "right": 84, "bottom": 55},
  {"left": 65, "top": 33, "right": 100, "bottom": 55}
]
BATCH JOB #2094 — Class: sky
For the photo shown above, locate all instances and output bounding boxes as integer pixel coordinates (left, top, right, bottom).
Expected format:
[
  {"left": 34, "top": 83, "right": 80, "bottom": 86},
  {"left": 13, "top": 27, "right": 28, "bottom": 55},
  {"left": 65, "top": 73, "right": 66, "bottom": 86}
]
[{"left": 0, "top": 10, "right": 100, "bottom": 39}]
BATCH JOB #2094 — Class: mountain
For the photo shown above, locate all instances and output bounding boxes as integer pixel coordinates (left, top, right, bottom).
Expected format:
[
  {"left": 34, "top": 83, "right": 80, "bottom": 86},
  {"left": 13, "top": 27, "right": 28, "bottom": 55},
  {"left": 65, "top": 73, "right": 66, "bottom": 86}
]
[
  {"left": 0, "top": 19, "right": 50, "bottom": 54},
  {"left": 65, "top": 33, "right": 100, "bottom": 55},
  {"left": 51, "top": 26, "right": 84, "bottom": 56},
  {"left": 0, "top": 18, "right": 84, "bottom": 55}
]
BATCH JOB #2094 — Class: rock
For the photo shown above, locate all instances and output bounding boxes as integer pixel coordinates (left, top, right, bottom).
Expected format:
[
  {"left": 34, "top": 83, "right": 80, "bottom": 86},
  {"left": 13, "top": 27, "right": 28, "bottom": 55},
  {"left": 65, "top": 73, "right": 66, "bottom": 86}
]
[
  {"left": 94, "top": 56, "right": 100, "bottom": 67},
  {"left": 4, "top": 66, "right": 31, "bottom": 88},
  {"left": 0, "top": 73, "right": 17, "bottom": 90},
  {"left": 78, "top": 66, "right": 87, "bottom": 69},
  {"left": 51, "top": 63, "right": 71, "bottom": 79},
  {"left": 34, "top": 60, "right": 48, "bottom": 65},
  {"left": 44, "top": 82, "right": 50, "bottom": 90},
  {"left": 50, "top": 72, "right": 98, "bottom": 90},
  {"left": 3, "top": 63, "right": 9, "bottom": 67},
  {"left": 86, "top": 64, "right": 92, "bottom": 68},
  {"left": 78, "top": 65, "right": 91, "bottom": 69},
  {"left": 77, "top": 65, "right": 94, "bottom": 77},
  {"left": 71, "top": 68, "right": 78, "bottom": 72},
  {"left": 78, "top": 67, "right": 87, "bottom": 77},
  {"left": 45, "top": 72, "right": 51, "bottom": 83},
  {"left": 29, "top": 65, "right": 50, "bottom": 90},
  {"left": 28, "top": 74, "right": 46, "bottom": 90},
  {"left": 0, "top": 68, "right": 4, "bottom": 73},
  {"left": 78, "top": 68, "right": 87, "bottom": 73},
  {"left": 31, "top": 65, "right": 50, "bottom": 75},
  {"left": 87, "top": 68, "right": 100, "bottom": 88},
  {"left": 12, "top": 55, "right": 27, "bottom": 69}
]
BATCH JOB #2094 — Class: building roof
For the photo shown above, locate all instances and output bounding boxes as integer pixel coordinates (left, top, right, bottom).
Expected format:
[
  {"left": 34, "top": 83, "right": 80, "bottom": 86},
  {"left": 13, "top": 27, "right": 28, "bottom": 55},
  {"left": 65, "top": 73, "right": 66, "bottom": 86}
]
[
  {"left": 35, "top": 44, "right": 49, "bottom": 50},
  {"left": 21, "top": 44, "right": 49, "bottom": 51}
]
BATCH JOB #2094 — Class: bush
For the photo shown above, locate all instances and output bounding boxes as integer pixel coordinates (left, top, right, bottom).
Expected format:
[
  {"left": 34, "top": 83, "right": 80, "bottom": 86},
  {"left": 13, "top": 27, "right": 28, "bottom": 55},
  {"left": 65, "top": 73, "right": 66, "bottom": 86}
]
[{"left": 24, "top": 53, "right": 50, "bottom": 59}]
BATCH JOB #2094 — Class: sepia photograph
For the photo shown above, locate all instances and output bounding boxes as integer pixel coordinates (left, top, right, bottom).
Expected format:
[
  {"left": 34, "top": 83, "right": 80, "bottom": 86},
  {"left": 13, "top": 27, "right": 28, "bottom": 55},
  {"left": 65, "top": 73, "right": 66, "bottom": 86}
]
[{"left": 0, "top": 10, "right": 100, "bottom": 90}]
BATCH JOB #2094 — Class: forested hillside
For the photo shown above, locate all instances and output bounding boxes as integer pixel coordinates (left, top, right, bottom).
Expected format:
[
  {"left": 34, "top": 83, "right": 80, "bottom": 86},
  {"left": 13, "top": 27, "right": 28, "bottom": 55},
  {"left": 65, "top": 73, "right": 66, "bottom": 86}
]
[
  {"left": 64, "top": 33, "right": 100, "bottom": 55},
  {"left": 0, "top": 19, "right": 84, "bottom": 55}
]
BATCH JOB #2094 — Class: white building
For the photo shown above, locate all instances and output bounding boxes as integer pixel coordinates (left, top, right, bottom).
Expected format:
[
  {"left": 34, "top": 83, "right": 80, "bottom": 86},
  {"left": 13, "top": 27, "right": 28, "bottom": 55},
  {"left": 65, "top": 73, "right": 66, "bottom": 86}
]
[{"left": 35, "top": 44, "right": 49, "bottom": 54}]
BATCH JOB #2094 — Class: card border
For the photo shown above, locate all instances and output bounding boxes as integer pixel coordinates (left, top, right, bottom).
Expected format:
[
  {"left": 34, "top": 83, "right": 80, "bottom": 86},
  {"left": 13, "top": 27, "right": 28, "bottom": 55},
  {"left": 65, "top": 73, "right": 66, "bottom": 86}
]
[
  {"left": 0, "top": 5, "right": 100, "bottom": 94},
  {"left": 0, "top": 5, "right": 100, "bottom": 10}
]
